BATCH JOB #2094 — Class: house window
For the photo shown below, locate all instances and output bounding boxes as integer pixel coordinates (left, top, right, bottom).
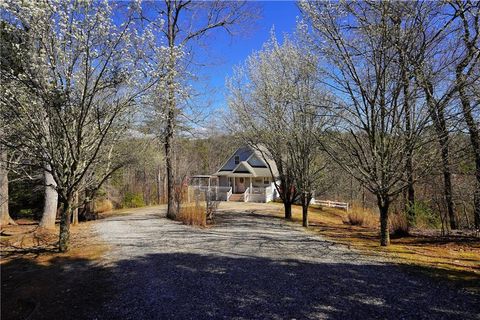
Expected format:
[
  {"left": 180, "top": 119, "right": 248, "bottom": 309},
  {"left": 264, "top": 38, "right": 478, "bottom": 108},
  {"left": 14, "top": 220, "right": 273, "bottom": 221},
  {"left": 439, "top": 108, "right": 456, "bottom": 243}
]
[
  {"left": 264, "top": 177, "right": 270, "bottom": 184},
  {"left": 239, "top": 177, "right": 244, "bottom": 183},
  {"left": 234, "top": 155, "right": 240, "bottom": 165}
]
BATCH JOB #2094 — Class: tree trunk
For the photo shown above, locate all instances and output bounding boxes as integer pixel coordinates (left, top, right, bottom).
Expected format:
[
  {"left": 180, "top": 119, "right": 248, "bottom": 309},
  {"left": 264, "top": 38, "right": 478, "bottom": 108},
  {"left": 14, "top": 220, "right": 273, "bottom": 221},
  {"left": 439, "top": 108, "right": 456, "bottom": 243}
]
[
  {"left": 302, "top": 194, "right": 309, "bottom": 228},
  {"left": 72, "top": 191, "right": 79, "bottom": 225},
  {"left": 405, "top": 155, "right": 415, "bottom": 228},
  {"left": 165, "top": 132, "right": 175, "bottom": 219},
  {"left": 39, "top": 167, "right": 58, "bottom": 229},
  {"left": 278, "top": 174, "right": 296, "bottom": 220},
  {"left": 59, "top": 197, "right": 72, "bottom": 252},
  {"left": 283, "top": 201, "right": 292, "bottom": 220},
  {"left": 165, "top": 3, "right": 176, "bottom": 220},
  {"left": 457, "top": 74, "right": 480, "bottom": 229},
  {"left": 0, "top": 147, "right": 15, "bottom": 226},
  {"left": 403, "top": 70, "right": 415, "bottom": 229},
  {"left": 425, "top": 86, "right": 456, "bottom": 230},
  {"left": 441, "top": 142, "right": 456, "bottom": 230},
  {"left": 157, "top": 166, "right": 162, "bottom": 205},
  {"left": 397, "top": 24, "right": 416, "bottom": 230},
  {"left": 377, "top": 196, "right": 390, "bottom": 246}
]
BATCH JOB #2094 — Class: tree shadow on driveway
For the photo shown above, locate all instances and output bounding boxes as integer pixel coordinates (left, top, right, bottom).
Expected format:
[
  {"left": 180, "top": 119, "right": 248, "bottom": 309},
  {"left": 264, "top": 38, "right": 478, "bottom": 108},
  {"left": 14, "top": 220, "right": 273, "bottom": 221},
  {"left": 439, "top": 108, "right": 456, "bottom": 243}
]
[
  {"left": 2, "top": 253, "right": 479, "bottom": 320},
  {"left": 101, "top": 252, "right": 480, "bottom": 320}
]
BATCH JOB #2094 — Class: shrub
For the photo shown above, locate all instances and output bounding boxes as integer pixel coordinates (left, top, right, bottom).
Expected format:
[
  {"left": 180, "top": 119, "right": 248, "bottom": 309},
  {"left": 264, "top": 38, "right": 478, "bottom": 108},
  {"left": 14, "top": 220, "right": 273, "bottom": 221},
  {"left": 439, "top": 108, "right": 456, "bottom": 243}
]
[
  {"left": 178, "top": 203, "right": 206, "bottom": 227},
  {"left": 122, "top": 192, "right": 145, "bottom": 208},
  {"left": 412, "top": 201, "right": 441, "bottom": 229},
  {"left": 389, "top": 212, "right": 409, "bottom": 238},
  {"left": 343, "top": 207, "right": 378, "bottom": 228},
  {"left": 94, "top": 199, "right": 113, "bottom": 213},
  {"left": 344, "top": 211, "right": 365, "bottom": 226}
]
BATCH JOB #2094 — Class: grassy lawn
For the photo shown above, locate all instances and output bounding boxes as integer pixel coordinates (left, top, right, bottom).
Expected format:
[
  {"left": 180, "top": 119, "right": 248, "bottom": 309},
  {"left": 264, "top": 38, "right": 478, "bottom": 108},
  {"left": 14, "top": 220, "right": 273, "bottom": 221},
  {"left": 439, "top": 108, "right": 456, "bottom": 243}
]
[{"left": 249, "top": 202, "right": 480, "bottom": 292}]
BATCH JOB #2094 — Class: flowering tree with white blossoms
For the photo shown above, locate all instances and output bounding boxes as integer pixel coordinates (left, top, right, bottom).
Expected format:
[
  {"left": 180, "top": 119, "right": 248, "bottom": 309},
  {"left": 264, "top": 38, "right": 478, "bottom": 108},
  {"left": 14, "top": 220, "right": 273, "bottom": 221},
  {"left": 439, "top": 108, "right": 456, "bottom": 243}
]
[
  {"left": 0, "top": 0, "right": 156, "bottom": 251},
  {"left": 228, "top": 32, "right": 333, "bottom": 225}
]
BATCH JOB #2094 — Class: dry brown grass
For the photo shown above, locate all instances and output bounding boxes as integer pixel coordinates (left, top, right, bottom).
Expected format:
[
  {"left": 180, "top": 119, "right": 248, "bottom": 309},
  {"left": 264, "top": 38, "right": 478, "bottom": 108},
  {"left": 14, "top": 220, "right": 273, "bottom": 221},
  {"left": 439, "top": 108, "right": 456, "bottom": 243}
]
[
  {"left": 1, "top": 220, "right": 111, "bottom": 320},
  {"left": 94, "top": 199, "right": 113, "bottom": 213},
  {"left": 178, "top": 203, "right": 207, "bottom": 227},
  {"left": 343, "top": 206, "right": 378, "bottom": 228},
  {"left": 1, "top": 219, "right": 108, "bottom": 263},
  {"left": 389, "top": 212, "right": 409, "bottom": 237}
]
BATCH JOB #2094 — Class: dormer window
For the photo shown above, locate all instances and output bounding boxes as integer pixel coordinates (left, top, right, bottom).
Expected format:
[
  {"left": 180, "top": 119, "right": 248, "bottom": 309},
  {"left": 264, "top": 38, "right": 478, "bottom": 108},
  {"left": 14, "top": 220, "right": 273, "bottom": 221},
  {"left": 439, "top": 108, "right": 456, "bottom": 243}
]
[{"left": 234, "top": 155, "right": 240, "bottom": 165}]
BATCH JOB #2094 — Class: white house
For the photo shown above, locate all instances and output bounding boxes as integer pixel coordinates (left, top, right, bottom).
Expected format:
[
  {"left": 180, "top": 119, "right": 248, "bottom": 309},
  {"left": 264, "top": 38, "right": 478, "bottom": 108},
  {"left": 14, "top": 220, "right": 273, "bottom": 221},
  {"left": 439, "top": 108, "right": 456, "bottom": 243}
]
[{"left": 190, "top": 146, "right": 279, "bottom": 202}]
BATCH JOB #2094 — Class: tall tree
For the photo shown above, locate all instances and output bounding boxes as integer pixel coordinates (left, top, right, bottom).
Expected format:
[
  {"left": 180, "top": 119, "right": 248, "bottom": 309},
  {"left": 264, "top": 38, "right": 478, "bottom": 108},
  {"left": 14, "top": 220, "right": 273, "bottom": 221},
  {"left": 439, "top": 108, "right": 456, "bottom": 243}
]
[
  {"left": 39, "top": 166, "right": 57, "bottom": 229},
  {"left": 450, "top": 0, "right": 480, "bottom": 229},
  {"left": 0, "top": 0, "right": 150, "bottom": 251},
  {"left": 139, "top": 1, "right": 256, "bottom": 219},
  {"left": 0, "top": 17, "right": 26, "bottom": 227},
  {"left": 0, "top": 129, "right": 15, "bottom": 226},
  {"left": 391, "top": 7, "right": 417, "bottom": 228},
  {"left": 228, "top": 33, "right": 331, "bottom": 223},
  {"left": 400, "top": 0, "right": 480, "bottom": 230},
  {"left": 300, "top": 1, "right": 433, "bottom": 245}
]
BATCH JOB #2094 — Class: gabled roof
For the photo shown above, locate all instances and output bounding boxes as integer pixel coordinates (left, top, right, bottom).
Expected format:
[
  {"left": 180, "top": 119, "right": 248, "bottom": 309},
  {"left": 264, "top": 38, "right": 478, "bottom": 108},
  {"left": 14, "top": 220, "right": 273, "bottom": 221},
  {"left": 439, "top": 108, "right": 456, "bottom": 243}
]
[
  {"left": 233, "top": 161, "right": 253, "bottom": 174},
  {"left": 251, "top": 145, "right": 278, "bottom": 178},
  {"left": 213, "top": 146, "right": 278, "bottom": 178}
]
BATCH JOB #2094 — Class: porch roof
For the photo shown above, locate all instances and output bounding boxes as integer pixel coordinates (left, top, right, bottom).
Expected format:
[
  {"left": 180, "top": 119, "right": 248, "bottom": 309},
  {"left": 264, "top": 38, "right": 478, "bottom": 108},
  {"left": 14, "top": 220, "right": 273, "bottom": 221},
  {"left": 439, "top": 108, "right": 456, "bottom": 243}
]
[{"left": 213, "top": 161, "right": 271, "bottom": 177}]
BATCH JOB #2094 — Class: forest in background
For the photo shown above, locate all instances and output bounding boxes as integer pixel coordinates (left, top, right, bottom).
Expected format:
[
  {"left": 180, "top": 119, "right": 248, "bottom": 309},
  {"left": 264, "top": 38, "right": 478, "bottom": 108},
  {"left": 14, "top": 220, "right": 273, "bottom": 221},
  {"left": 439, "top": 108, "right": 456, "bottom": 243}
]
[{"left": 6, "top": 129, "right": 477, "bottom": 231}]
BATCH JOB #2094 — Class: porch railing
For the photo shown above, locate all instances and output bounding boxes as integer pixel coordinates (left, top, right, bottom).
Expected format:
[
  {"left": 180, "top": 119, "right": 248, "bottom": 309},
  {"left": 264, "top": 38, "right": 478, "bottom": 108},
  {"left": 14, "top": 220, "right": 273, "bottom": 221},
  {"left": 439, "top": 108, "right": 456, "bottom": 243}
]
[
  {"left": 244, "top": 187, "right": 250, "bottom": 202},
  {"left": 251, "top": 187, "right": 266, "bottom": 194},
  {"left": 189, "top": 186, "right": 233, "bottom": 201},
  {"left": 190, "top": 186, "right": 231, "bottom": 192},
  {"left": 265, "top": 185, "right": 275, "bottom": 202}
]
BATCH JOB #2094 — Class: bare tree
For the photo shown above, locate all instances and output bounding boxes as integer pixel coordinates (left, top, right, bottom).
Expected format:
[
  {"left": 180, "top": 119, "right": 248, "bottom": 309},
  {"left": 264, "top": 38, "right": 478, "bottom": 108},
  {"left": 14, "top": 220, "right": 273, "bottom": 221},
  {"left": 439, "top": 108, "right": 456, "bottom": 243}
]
[
  {"left": 139, "top": 1, "right": 257, "bottom": 219},
  {"left": 300, "top": 1, "right": 433, "bottom": 245},
  {"left": 228, "top": 33, "right": 331, "bottom": 222},
  {"left": 390, "top": 6, "right": 418, "bottom": 228},
  {"left": 450, "top": 0, "right": 480, "bottom": 229},
  {"left": 398, "top": 0, "right": 480, "bottom": 230}
]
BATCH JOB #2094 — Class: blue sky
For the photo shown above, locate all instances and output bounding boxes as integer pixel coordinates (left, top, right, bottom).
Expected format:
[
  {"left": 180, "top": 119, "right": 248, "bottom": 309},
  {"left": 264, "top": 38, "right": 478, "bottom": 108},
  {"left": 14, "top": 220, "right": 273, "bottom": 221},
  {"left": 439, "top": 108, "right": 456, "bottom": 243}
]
[{"left": 193, "top": 1, "right": 301, "bottom": 114}]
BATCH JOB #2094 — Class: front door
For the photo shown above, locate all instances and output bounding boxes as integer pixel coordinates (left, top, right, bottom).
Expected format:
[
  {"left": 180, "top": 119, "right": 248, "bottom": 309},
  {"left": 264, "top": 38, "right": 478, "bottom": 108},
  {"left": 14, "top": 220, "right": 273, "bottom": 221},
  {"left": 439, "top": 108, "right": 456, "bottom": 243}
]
[{"left": 236, "top": 177, "right": 245, "bottom": 193}]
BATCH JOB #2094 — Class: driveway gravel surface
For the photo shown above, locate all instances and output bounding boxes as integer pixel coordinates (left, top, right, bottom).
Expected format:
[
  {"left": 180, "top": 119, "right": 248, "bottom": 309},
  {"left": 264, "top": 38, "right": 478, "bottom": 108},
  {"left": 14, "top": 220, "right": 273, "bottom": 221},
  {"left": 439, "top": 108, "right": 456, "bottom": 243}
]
[{"left": 91, "top": 202, "right": 479, "bottom": 319}]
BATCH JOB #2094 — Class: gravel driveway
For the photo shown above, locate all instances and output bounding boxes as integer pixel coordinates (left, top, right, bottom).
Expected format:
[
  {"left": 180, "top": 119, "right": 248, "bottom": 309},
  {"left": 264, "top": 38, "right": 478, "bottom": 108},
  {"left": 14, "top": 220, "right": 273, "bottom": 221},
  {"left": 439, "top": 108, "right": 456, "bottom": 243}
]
[{"left": 92, "top": 203, "right": 479, "bottom": 320}]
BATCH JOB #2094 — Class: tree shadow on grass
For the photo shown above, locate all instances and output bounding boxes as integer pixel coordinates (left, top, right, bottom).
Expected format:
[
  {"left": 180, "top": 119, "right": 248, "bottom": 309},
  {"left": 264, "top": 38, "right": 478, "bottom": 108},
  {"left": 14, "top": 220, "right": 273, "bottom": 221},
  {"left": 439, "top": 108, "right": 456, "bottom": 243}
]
[{"left": 1, "top": 256, "right": 114, "bottom": 320}]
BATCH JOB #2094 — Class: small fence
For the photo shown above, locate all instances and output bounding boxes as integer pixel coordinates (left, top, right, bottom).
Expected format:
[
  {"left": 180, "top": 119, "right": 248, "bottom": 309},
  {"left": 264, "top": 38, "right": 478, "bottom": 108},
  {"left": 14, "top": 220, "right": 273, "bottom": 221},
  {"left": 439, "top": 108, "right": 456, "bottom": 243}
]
[
  {"left": 188, "top": 185, "right": 278, "bottom": 203},
  {"left": 188, "top": 186, "right": 232, "bottom": 202},
  {"left": 311, "top": 199, "right": 349, "bottom": 211}
]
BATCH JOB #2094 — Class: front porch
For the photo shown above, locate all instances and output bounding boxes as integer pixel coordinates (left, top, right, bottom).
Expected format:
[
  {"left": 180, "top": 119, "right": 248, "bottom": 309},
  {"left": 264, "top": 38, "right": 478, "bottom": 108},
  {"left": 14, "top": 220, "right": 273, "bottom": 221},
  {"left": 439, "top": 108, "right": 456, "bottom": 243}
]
[
  {"left": 189, "top": 175, "right": 277, "bottom": 203},
  {"left": 228, "top": 176, "right": 271, "bottom": 194},
  {"left": 226, "top": 176, "right": 277, "bottom": 203}
]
